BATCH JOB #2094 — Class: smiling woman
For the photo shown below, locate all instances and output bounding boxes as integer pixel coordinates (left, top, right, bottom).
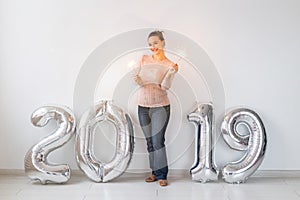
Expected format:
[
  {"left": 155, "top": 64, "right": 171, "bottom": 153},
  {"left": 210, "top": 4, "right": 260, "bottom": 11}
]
[
  {"left": 74, "top": 28, "right": 225, "bottom": 181},
  {"left": 75, "top": 28, "right": 224, "bottom": 116},
  {"left": 133, "top": 30, "right": 179, "bottom": 187}
]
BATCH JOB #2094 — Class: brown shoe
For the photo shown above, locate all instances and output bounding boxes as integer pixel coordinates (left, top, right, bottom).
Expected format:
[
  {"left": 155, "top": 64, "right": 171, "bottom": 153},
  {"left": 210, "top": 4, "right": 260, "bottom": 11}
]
[
  {"left": 145, "top": 175, "right": 156, "bottom": 182},
  {"left": 158, "top": 179, "right": 168, "bottom": 186}
]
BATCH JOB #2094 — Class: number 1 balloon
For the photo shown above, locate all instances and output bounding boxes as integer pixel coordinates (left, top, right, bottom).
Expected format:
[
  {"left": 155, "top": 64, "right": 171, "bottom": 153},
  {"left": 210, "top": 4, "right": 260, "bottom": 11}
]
[
  {"left": 221, "top": 108, "right": 267, "bottom": 184},
  {"left": 24, "top": 105, "right": 76, "bottom": 184},
  {"left": 76, "top": 100, "right": 134, "bottom": 182},
  {"left": 187, "top": 103, "right": 219, "bottom": 182}
]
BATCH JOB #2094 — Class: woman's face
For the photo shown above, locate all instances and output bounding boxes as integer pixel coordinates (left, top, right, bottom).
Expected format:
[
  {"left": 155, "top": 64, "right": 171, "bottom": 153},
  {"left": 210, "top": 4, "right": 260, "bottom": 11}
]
[{"left": 148, "top": 36, "right": 165, "bottom": 54}]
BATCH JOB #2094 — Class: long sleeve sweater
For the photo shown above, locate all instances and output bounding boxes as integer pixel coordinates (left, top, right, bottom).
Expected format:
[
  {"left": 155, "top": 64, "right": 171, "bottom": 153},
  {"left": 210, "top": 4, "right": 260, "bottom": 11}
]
[{"left": 134, "top": 55, "right": 177, "bottom": 107}]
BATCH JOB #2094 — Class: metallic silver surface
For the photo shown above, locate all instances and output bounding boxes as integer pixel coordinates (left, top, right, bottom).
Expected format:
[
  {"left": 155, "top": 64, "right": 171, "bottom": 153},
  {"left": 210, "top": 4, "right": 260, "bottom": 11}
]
[
  {"left": 221, "top": 108, "right": 267, "bottom": 184},
  {"left": 187, "top": 102, "right": 219, "bottom": 183},
  {"left": 76, "top": 100, "right": 134, "bottom": 182},
  {"left": 24, "top": 105, "right": 76, "bottom": 184}
]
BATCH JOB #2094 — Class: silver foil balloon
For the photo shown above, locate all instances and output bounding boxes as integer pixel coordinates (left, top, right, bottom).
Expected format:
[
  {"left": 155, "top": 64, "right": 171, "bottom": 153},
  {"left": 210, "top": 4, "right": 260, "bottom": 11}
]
[
  {"left": 24, "top": 105, "right": 76, "bottom": 184},
  {"left": 76, "top": 100, "right": 134, "bottom": 182},
  {"left": 221, "top": 108, "right": 267, "bottom": 184},
  {"left": 187, "top": 103, "right": 219, "bottom": 183}
]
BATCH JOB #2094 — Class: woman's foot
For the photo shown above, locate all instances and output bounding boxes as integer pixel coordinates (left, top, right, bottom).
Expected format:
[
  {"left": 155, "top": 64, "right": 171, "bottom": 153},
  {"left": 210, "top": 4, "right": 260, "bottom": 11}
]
[
  {"left": 158, "top": 179, "right": 168, "bottom": 186},
  {"left": 145, "top": 175, "right": 156, "bottom": 182}
]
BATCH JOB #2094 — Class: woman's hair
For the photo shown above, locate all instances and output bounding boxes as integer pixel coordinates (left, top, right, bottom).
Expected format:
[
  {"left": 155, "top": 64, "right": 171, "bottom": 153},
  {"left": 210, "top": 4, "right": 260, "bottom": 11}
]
[{"left": 148, "top": 30, "right": 165, "bottom": 41}]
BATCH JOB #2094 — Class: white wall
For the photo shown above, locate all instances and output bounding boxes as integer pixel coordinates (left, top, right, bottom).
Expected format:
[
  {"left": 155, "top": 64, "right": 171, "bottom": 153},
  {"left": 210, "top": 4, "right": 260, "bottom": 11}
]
[{"left": 1, "top": 0, "right": 300, "bottom": 171}]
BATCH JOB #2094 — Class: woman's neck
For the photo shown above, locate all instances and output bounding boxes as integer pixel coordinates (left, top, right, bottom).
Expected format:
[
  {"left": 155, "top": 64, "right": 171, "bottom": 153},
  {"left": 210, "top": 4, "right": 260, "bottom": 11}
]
[{"left": 152, "top": 51, "right": 167, "bottom": 61}]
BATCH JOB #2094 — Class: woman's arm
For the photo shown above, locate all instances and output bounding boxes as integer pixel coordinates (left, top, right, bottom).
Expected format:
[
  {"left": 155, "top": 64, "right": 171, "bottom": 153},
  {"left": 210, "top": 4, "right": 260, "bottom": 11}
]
[
  {"left": 160, "top": 65, "right": 178, "bottom": 90},
  {"left": 133, "top": 55, "right": 145, "bottom": 86}
]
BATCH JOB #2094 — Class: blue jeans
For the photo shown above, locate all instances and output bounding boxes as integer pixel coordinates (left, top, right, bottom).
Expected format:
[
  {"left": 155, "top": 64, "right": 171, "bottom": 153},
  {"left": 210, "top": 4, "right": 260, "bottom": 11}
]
[{"left": 138, "top": 105, "right": 170, "bottom": 180}]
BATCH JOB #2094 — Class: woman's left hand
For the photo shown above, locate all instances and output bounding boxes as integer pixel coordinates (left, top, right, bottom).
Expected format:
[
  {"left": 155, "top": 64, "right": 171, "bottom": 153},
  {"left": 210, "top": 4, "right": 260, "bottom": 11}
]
[{"left": 172, "top": 63, "right": 178, "bottom": 72}]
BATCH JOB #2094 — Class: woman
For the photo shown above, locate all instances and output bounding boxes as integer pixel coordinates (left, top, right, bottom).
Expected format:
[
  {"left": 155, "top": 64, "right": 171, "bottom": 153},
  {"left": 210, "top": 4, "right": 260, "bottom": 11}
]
[{"left": 133, "top": 30, "right": 178, "bottom": 186}]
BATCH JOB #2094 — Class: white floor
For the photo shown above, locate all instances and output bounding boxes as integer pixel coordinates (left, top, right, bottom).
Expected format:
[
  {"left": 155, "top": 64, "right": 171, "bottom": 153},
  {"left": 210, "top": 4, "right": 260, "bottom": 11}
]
[{"left": 1, "top": 171, "right": 300, "bottom": 200}]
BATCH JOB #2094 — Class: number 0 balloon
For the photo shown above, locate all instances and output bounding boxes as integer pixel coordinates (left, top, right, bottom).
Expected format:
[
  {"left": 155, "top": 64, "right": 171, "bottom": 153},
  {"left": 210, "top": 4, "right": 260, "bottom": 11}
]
[{"left": 76, "top": 101, "right": 134, "bottom": 182}]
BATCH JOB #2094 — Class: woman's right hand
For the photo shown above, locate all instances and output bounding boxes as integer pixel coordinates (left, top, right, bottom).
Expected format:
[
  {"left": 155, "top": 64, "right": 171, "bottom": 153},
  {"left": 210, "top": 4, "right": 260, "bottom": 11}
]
[{"left": 133, "top": 75, "right": 143, "bottom": 85}]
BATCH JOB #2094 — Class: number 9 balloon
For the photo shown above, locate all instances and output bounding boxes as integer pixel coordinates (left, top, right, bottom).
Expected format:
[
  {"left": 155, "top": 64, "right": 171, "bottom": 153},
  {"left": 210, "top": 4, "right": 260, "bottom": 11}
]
[
  {"left": 24, "top": 105, "right": 76, "bottom": 184},
  {"left": 221, "top": 108, "right": 267, "bottom": 184}
]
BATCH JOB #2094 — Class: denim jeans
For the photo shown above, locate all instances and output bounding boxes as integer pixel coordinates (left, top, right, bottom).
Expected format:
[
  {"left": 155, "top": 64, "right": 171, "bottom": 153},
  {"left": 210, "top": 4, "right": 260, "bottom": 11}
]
[{"left": 138, "top": 105, "right": 170, "bottom": 180}]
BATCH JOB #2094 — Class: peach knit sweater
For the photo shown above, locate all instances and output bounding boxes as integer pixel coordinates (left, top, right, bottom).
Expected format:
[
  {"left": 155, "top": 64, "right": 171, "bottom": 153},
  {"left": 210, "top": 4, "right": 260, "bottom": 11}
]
[{"left": 134, "top": 55, "right": 177, "bottom": 107}]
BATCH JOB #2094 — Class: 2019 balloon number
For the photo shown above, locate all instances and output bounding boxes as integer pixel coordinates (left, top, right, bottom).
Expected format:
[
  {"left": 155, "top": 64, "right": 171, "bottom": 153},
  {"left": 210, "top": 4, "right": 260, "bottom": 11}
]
[{"left": 24, "top": 101, "right": 266, "bottom": 184}]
